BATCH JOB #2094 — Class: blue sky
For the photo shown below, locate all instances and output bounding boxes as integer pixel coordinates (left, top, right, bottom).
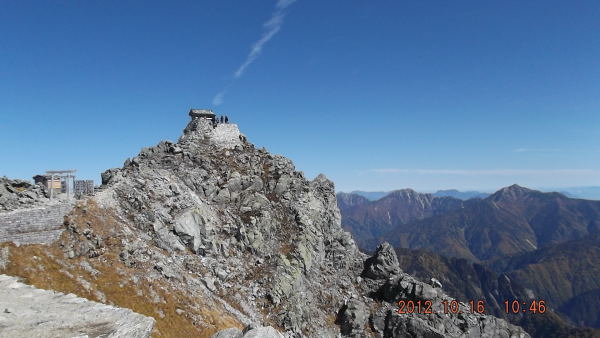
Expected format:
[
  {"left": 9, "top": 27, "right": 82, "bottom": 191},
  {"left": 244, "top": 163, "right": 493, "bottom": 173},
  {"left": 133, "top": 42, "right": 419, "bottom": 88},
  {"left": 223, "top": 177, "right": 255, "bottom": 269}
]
[{"left": 1, "top": 0, "right": 599, "bottom": 192}]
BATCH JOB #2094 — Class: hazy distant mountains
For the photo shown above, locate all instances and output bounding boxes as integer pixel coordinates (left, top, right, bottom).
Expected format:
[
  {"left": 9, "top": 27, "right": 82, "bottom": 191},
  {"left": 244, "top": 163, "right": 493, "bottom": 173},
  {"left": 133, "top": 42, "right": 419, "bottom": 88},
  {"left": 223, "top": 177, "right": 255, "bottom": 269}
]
[
  {"left": 338, "top": 185, "right": 600, "bottom": 333},
  {"left": 347, "top": 186, "right": 600, "bottom": 201},
  {"left": 348, "top": 189, "right": 487, "bottom": 201},
  {"left": 555, "top": 186, "right": 600, "bottom": 201},
  {"left": 347, "top": 190, "right": 389, "bottom": 201},
  {"left": 432, "top": 189, "right": 489, "bottom": 200}
]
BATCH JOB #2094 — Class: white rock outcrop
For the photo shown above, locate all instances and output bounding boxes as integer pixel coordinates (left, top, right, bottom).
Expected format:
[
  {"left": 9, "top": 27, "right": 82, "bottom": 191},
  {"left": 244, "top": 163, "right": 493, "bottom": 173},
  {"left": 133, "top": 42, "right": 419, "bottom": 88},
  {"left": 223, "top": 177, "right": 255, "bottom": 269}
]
[
  {"left": 0, "top": 274, "right": 154, "bottom": 338},
  {"left": 211, "top": 124, "right": 243, "bottom": 149}
]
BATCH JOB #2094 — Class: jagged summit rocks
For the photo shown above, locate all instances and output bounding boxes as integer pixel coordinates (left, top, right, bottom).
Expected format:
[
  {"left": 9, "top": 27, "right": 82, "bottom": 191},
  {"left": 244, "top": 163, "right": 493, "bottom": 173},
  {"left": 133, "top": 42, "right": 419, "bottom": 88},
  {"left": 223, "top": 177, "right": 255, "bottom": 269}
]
[
  {"left": 2, "top": 113, "right": 530, "bottom": 337},
  {"left": 181, "top": 113, "right": 244, "bottom": 149}
]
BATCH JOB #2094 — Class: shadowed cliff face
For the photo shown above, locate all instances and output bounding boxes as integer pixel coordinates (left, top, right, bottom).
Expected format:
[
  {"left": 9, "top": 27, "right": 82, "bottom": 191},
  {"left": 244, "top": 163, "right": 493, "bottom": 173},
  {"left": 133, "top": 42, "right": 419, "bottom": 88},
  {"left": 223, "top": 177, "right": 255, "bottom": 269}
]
[{"left": 1, "top": 117, "right": 528, "bottom": 337}]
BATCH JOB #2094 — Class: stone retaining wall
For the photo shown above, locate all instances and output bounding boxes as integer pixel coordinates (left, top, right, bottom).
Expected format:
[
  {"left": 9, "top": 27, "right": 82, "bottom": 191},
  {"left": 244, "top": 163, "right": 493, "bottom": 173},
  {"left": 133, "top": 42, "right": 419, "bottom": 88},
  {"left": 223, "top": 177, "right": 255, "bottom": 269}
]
[{"left": 0, "top": 203, "right": 74, "bottom": 245}]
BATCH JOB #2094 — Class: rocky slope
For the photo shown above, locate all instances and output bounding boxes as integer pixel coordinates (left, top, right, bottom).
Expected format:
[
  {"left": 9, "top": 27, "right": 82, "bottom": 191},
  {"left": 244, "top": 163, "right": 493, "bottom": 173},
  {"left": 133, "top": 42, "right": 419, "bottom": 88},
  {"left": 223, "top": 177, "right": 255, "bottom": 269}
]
[{"left": 0, "top": 116, "right": 528, "bottom": 337}]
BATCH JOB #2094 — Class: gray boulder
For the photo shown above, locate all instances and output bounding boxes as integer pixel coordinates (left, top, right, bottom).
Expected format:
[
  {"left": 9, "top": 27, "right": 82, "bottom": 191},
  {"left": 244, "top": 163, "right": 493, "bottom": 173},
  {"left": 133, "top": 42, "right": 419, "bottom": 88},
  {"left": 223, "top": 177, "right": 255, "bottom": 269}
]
[
  {"left": 101, "top": 168, "right": 119, "bottom": 185},
  {"left": 211, "top": 327, "right": 243, "bottom": 338},
  {"left": 362, "top": 242, "right": 401, "bottom": 279},
  {"left": 0, "top": 177, "right": 48, "bottom": 211},
  {"left": 339, "top": 299, "right": 368, "bottom": 337},
  {"left": 212, "top": 326, "right": 283, "bottom": 338},
  {"left": 242, "top": 326, "right": 284, "bottom": 338}
]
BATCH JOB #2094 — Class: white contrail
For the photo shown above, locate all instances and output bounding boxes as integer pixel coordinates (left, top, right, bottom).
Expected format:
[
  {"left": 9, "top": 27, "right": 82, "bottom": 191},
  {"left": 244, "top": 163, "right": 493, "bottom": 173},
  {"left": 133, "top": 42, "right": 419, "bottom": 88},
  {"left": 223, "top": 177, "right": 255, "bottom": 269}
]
[
  {"left": 212, "top": 90, "right": 226, "bottom": 106},
  {"left": 212, "top": 0, "right": 297, "bottom": 106}
]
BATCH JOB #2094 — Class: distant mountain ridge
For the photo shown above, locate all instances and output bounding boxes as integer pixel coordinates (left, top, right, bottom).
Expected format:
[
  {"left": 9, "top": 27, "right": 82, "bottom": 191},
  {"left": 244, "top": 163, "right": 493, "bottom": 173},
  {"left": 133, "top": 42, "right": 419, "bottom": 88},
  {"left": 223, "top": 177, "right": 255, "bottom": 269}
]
[
  {"left": 389, "top": 184, "right": 600, "bottom": 261},
  {"left": 339, "top": 185, "right": 600, "bottom": 260},
  {"left": 346, "top": 189, "right": 488, "bottom": 201},
  {"left": 343, "top": 186, "right": 600, "bottom": 202},
  {"left": 338, "top": 189, "right": 464, "bottom": 251}
]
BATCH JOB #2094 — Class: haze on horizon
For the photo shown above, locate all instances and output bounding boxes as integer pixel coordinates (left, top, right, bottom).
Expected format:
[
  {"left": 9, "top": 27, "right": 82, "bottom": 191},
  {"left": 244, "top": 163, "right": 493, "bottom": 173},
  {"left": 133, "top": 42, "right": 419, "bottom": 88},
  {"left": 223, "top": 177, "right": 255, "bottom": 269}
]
[{"left": 1, "top": 1, "right": 599, "bottom": 192}]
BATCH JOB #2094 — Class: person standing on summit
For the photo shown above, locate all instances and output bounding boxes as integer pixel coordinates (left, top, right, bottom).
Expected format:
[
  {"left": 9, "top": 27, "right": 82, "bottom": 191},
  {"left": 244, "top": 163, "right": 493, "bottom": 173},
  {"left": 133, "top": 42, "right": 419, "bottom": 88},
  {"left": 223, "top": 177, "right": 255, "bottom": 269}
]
[{"left": 225, "top": 116, "right": 229, "bottom": 123}]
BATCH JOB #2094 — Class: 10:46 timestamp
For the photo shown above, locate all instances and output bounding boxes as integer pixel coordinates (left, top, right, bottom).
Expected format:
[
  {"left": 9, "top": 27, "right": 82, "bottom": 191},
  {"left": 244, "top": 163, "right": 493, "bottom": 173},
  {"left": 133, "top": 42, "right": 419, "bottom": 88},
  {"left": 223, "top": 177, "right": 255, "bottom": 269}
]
[{"left": 504, "top": 300, "right": 546, "bottom": 314}]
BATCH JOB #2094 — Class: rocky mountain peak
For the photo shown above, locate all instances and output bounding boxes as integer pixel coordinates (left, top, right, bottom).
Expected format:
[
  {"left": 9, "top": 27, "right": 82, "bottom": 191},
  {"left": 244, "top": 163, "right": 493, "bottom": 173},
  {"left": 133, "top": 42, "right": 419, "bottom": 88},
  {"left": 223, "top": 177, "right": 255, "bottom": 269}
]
[
  {"left": 88, "top": 114, "right": 371, "bottom": 334},
  {"left": 384, "top": 188, "right": 422, "bottom": 199},
  {"left": 2, "top": 111, "right": 529, "bottom": 337},
  {"left": 336, "top": 192, "right": 370, "bottom": 210},
  {"left": 488, "top": 184, "right": 535, "bottom": 202}
]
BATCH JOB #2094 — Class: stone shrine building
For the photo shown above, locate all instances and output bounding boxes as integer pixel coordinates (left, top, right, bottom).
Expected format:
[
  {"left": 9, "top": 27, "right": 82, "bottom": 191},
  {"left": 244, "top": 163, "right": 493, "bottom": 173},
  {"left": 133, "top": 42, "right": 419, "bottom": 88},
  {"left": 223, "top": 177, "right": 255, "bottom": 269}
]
[{"left": 189, "top": 109, "right": 216, "bottom": 122}]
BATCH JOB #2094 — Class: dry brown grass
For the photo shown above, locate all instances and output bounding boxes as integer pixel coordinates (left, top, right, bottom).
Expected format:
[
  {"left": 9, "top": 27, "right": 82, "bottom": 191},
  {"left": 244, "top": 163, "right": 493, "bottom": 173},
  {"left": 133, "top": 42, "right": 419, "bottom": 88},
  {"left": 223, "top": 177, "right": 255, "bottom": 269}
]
[
  {"left": 0, "top": 200, "right": 243, "bottom": 338},
  {"left": 261, "top": 163, "right": 271, "bottom": 185},
  {"left": 279, "top": 242, "right": 295, "bottom": 256}
]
